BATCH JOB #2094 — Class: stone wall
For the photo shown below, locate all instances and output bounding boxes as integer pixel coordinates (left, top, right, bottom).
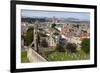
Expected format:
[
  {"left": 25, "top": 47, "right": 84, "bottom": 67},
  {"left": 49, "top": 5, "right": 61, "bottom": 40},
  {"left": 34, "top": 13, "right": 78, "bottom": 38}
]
[{"left": 27, "top": 48, "right": 47, "bottom": 62}]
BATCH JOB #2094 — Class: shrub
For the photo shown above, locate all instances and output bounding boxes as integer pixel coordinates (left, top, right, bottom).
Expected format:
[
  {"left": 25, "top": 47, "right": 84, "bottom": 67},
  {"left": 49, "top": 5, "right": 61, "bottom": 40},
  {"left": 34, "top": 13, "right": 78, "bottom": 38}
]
[
  {"left": 55, "top": 44, "right": 66, "bottom": 52},
  {"left": 66, "top": 43, "right": 77, "bottom": 53},
  {"left": 81, "top": 38, "right": 90, "bottom": 54}
]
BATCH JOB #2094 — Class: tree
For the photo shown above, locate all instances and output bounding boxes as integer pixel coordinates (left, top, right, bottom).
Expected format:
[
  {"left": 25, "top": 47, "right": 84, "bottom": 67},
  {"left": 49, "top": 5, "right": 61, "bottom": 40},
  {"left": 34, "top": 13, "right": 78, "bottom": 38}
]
[
  {"left": 51, "top": 23, "right": 56, "bottom": 28},
  {"left": 66, "top": 43, "right": 77, "bottom": 53},
  {"left": 24, "top": 27, "right": 34, "bottom": 46},
  {"left": 55, "top": 44, "right": 66, "bottom": 52},
  {"left": 53, "top": 32, "right": 59, "bottom": 35},
  {"left": 81, "top": 38, "right": 90, "bottom": 54}
]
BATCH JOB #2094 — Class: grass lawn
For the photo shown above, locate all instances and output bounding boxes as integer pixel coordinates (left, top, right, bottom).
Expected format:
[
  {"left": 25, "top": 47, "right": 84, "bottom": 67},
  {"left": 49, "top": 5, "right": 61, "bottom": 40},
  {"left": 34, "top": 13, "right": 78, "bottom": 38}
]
[
  {"left": 44, "top": 50, "right": 90, "bottom": 61},
  {"left": 21, "top": 51, "right": 29, "bottom": 63}
]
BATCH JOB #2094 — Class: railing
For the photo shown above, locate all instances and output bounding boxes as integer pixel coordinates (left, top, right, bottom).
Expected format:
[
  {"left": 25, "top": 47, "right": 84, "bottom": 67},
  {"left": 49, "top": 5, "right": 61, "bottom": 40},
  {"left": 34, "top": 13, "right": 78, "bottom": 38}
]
[{"left": 27, "top": 48, "right": 47, "bottom": 62}]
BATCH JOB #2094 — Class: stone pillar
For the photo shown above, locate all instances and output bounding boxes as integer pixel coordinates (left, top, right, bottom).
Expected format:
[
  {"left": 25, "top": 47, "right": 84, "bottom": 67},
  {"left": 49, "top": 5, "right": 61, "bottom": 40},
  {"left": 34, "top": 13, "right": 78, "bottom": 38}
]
[{"left": 34, "top": 21, "right": 39, "bottom": 52}]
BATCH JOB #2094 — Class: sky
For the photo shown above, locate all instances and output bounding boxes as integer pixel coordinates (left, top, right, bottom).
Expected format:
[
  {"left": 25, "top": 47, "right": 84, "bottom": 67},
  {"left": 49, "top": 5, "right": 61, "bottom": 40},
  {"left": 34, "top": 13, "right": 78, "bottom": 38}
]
[{"left": 21, "top": 10, "right": 90, "bottom": 21}]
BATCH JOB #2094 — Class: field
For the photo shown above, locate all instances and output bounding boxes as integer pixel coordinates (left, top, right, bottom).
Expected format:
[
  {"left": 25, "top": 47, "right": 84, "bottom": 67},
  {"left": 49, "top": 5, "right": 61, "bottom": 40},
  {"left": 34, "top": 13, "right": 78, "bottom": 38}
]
[
  {"left": 41, "top": 48, "right": 90, "bottom": 61},
  {"left": 21, "top": 51, "right": 29, "bottom": 63}
]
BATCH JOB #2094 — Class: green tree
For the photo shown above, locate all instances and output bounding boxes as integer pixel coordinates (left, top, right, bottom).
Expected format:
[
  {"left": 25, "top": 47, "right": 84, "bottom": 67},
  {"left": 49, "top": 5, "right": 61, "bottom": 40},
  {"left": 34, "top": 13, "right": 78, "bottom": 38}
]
[
  {"left": 51, "top": 23, "right": 56, "bottom": 28},
  {"left": 53, "top": 32, "right": 59, "bottom": 35},
  {"left": 81, "top": 38, "right": 90, "bottom": 54},
  {"left": 24, "top": 27, "right": 34, "bottom": 46},
  {"left": 55, "top": 44, "right": 66, "bottom": 52},
  {"left": 66, "top": 43, "right": 77, "bottom": 53}
]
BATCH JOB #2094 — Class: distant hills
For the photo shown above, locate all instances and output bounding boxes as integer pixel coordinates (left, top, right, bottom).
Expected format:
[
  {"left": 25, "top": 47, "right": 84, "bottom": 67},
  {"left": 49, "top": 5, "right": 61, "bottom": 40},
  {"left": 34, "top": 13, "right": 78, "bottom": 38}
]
[{"left": 21, "top": 16, "right": 90, "bottom": 24}]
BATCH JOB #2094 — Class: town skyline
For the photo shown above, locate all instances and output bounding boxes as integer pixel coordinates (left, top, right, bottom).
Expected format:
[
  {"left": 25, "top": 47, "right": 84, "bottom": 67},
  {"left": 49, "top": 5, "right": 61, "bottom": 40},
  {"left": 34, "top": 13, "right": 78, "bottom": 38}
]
[{"left": 21, "top": 10, "right": 90, "bottom": 21}]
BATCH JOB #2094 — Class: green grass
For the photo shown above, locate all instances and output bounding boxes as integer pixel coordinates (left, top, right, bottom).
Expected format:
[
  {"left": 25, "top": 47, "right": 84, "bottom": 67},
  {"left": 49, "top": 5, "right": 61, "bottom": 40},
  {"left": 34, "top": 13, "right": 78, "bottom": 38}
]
[
  {"left": 45, "top": 50, "right": 90, "bottom": 61},
  {"left": 21, "top": 51, "right": 29, "bottom": 63}
]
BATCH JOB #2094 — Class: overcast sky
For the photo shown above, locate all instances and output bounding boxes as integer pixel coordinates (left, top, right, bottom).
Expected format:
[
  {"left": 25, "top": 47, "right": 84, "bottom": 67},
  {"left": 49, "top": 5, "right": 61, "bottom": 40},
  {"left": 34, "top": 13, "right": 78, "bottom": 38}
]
[{"left": 21, "top": 10, "right": 90, "bottom": 21}]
